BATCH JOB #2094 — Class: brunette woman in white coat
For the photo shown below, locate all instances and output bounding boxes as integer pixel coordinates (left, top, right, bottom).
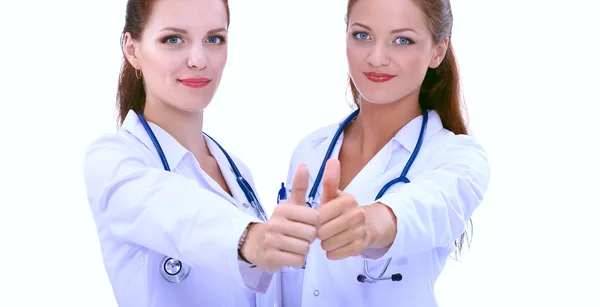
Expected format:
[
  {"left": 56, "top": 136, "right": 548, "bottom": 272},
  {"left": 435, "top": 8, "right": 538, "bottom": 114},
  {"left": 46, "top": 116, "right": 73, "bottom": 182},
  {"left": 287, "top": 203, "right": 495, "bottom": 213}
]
[
  {"left": 275, "top": 0, "right": 491, "bottom": 306},
  {"left": 83, "top": 0, "right": 319, "bottom": 306}
]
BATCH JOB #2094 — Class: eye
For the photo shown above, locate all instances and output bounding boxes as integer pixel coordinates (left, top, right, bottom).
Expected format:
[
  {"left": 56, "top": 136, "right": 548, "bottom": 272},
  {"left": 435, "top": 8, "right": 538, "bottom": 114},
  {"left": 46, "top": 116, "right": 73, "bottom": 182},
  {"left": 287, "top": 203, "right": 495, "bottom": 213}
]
[
  {"left": 206, "top": 36, "right": 225, "bottom": 44},
  {"left": 163, "top": 36, "right": 183, "bottom": 44},
  {"left": 394, "top": 37, "right": 413, "bottom": 45},
  {"left": 352, "top": 31, "right": 371, "bottom": 40}
]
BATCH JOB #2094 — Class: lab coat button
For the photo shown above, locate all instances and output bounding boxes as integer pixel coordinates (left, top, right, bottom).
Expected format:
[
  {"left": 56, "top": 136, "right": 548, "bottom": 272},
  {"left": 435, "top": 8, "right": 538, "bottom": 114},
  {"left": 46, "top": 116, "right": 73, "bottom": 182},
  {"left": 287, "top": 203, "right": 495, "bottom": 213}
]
[
  {"left": 314, "top": 290, "right": 319, "bottom": 296},
  {"left": 242, "top": 202, "right": 249, "bottom": 208}
]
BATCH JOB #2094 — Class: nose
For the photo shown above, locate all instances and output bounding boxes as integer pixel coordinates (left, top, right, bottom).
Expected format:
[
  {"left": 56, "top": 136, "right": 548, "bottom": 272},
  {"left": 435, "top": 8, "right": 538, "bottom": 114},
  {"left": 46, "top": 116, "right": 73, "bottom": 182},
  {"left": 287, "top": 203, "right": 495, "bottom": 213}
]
[
  {"left": 187, "top": 44, "right": 208, "bottom": 69},
  {"left": 367, "top": 43, "right": 390, "bottom": 67}
]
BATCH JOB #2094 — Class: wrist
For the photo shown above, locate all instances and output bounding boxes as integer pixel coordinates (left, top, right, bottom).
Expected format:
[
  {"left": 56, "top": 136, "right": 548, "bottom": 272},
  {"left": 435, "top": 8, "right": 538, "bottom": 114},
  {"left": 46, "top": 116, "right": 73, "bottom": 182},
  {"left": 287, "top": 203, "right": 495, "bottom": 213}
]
[
  {"left": 239, "top": 222, "right": 264, "bottom": 266},
  {"left": 364, "top": 202, "right": 397, "bottom": 249}
]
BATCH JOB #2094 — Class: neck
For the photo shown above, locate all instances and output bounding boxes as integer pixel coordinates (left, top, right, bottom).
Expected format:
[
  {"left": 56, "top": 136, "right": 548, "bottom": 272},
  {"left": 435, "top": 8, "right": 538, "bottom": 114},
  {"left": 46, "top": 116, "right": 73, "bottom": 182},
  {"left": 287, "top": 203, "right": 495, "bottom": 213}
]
[
  {"left": 346, "top": 91, "right": 422, "bottom": 160},
  {"left": 143, "top": 100, "right": 210, "bottom": 159}
]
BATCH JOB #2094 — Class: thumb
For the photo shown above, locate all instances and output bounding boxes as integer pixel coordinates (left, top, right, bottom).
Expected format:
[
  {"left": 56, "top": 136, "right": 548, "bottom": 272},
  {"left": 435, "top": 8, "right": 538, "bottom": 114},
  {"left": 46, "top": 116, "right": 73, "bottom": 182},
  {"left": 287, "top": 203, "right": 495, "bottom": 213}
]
[
  {"left": 288, "top": 164, "right": 309, "bottom": 205},
  {"left": 320, "top": 158, "right": 340, "bottom": 205}
]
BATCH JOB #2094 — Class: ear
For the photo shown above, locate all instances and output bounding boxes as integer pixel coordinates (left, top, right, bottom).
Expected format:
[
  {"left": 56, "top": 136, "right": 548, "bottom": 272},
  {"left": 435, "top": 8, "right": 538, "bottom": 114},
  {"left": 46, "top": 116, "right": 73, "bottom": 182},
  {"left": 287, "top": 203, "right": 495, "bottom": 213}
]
[
  {"left": 122, "top": 32, "right": 141, "bottom": 69},
  {"left": 428, "top": 37, "right": 449, "bottom": 69}
]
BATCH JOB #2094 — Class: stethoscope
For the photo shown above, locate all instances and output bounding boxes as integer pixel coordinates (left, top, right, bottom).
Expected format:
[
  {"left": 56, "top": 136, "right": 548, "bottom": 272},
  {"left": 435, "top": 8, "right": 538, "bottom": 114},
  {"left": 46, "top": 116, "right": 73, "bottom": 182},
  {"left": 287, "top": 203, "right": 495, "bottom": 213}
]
[
  {"left": 137, "top": 112, "right": 268, "bottom": 283},
  {"left": 279, "top": 107, "right": 428, "bottom": 283}
]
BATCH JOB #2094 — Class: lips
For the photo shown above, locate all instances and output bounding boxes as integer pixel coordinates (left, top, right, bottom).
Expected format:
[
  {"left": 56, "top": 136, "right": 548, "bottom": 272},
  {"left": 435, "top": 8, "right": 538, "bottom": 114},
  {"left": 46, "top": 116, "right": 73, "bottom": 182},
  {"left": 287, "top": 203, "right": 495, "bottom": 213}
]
[
  {"left": 178, "top": 78, "right": 211, "bottom": 88},
  {"left": 363, "top": 72, "right": 396, "bottom": 83}
]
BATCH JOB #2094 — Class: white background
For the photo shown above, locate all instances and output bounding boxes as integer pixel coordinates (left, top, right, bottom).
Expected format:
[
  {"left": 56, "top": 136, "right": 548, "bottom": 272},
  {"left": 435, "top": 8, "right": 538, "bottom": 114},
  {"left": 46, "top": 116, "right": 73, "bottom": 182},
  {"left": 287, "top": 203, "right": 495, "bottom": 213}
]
[{"left": 1, "top": 0, "right": 599, "bottom": 306}]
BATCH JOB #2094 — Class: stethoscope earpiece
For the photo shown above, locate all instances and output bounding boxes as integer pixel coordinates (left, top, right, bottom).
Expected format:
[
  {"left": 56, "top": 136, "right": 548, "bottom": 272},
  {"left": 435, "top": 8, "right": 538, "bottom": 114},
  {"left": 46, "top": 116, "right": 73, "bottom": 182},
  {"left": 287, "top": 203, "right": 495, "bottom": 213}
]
[
  {"left": 391, "top": 273, "right": 403, "bottom": 281},
  {"left": 356, "top": 272, "right": 403, "bottom": 283}
]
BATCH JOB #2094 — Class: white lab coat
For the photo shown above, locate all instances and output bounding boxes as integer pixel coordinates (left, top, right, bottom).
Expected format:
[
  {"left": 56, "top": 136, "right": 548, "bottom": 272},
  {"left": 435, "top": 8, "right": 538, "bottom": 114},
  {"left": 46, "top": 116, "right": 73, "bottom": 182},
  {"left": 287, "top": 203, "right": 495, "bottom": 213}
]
[
  {"left": 274, "top": 109, "right": 490, "bottom": 307},
  {"left": 83, "top": 110, "right": 276, "bottom": 307}
]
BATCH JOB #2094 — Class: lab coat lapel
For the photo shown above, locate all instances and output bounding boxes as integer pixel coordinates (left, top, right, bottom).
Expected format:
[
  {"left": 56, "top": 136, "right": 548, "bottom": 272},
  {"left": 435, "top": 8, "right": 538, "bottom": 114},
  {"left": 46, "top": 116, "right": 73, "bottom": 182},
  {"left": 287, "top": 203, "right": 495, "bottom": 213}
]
[
  {"left": 205, "top": 135, "right": 260, "bottom": 219},
  {"left": 377, "top": 110, "right": 444, "bottom": 185},
  {"left": 202, "top": 135, "right": 241, "bottom": 206},
  {"left": 347, "top": 110, "right": 444, "bottom": 204}
]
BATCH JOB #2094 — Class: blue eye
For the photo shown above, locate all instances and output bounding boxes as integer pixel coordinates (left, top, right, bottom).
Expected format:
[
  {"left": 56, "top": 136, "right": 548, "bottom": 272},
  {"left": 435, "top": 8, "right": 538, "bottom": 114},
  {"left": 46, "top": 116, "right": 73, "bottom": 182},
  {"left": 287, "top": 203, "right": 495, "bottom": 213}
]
[
  {"left": 353, "top": 32, "right": 370, "bottom": 40},
  {"left": 394, "top": 37, "right": 412, "bottom": 45},
  {"left": 165, "top": 36, "right": 182, "bottom": 44},
  {"left": 206, "top": 36, "right": 224, "bottom": 44}
]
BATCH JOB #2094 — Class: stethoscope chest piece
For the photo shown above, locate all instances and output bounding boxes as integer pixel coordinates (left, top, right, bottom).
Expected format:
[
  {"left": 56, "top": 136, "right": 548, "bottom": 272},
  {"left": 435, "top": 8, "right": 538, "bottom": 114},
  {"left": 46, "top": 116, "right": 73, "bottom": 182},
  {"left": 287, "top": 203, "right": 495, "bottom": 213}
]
[{"left": 160, "top": 256, "right": 190, "bottom": 283}]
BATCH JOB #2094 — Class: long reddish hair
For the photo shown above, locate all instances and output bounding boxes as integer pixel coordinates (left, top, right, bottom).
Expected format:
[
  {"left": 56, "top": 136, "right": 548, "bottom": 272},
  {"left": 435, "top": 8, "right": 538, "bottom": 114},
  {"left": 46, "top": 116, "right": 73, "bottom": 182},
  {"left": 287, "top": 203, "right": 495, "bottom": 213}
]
[
  {"left": 346, "top": 0, "right": 472, "bottom": 256},
  {"left": 115, "top": 0, "right": 230, "bottom": 126}
]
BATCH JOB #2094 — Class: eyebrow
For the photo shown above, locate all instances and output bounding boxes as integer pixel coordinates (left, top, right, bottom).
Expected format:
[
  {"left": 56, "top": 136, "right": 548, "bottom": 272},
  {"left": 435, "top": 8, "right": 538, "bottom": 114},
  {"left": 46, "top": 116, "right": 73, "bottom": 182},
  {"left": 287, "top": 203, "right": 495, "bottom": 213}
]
[
  {"left": 350, "top": 22, "right": 419, "bottom": 35},
  {"left": 159, "top": 27, "right": 227, "bottom": 34}
]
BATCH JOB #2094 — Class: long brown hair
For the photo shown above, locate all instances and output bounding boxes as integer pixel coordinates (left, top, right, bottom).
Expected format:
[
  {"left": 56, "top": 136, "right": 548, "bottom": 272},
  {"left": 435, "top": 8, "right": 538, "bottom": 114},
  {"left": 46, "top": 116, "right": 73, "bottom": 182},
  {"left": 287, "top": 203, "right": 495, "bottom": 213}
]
[
  {"left": 116, "top": 0, "right": 230, "bottom": 126},
  {"left": 346, "top": 0, "right": 472, "bottom": 256}
]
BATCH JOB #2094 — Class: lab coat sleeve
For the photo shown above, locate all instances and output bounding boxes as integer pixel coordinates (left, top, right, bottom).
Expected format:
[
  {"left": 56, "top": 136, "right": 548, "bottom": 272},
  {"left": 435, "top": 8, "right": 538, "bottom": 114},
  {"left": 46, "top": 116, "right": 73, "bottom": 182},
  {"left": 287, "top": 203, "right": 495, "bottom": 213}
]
[
  {"left": 370, "top": 134, "right": 490, "bottom": 259},
  {"left": 83, "top": 135, "right": 272, "bottom": 293},
  {"left": 231, "top": 156, "right": 276, "bottom": 291}
]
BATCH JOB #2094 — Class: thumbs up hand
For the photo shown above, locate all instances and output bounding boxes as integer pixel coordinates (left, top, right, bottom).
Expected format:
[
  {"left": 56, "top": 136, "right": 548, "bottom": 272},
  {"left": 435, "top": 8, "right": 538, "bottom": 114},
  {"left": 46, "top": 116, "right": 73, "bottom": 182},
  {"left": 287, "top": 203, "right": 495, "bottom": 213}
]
[
  {"left": 316, "top": 159, "right": 375, "bottom": 260},
  {"left": 245, "top": 165, "right": 319, "bottom": 273}
]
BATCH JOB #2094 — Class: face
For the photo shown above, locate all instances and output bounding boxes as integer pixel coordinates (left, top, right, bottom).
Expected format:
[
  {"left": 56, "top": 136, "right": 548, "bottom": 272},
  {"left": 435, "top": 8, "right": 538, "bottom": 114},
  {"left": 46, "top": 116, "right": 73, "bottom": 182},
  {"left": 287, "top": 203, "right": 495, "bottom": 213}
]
[
  {"left": 346, "top": 0, "right": 448, "bottom": 105},
  {"left": 123, "top": 0, "right": 228, "bottom": 113}
]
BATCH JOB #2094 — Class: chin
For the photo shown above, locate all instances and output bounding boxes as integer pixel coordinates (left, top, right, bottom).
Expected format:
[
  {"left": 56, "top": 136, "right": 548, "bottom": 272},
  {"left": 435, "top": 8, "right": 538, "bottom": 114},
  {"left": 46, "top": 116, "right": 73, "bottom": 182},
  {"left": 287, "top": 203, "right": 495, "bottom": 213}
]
[
  {"left": 170, "top": 99, "right": 211, "bottom": 113},
  {"left": 183, "top": 103, "right": 211, "bottom": 113},
  {"left": 358, "top": 91, "right": 400, "bottom": 105}
]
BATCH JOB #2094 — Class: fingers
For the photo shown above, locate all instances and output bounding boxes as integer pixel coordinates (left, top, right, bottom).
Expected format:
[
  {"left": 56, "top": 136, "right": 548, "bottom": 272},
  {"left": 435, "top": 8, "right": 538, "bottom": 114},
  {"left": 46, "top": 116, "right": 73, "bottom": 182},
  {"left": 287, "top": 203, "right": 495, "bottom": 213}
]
[
  {"left": 267, "top": 250, "right": 307, "bottom": 268},
  {"left": 261, "top": 206, "right": 316, "bottom": 270},
  {"left": 289, "top": 164, "right": 309, "bottom": 205},
  {"left": 320, "top": 158, "right": 341, "bottom": 205},
  {"left": 266, "top": 233, "right": 311, "bottom": 256},
  {"left": 320, "top": 226, "right": 367, "bottom": 254},
  {"left": 316, "top": 195, "right": 369, "bottom": 260},
  {"left": 261, "top": 247, "right": 307, "bottom": 269},
  {"left": 317, "top": 206, "right": 355, "bottom": 241},
  {"left": 317, "top": 193, "right": 356, "bottom": 225},
  {"left": 274, "top": 199, "right": 319, "bottom": 227},
  {"left": 269, "top": 217, "right": 317, "bottom": 242},
  {"left": 324, "top": 239, "right": 367, "bottom": 260}
]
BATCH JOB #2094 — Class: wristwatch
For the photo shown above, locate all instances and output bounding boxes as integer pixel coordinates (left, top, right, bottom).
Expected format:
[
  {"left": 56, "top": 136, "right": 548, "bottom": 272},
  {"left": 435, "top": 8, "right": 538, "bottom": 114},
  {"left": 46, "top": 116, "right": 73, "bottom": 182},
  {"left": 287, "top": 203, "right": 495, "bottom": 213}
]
[{"left": 237, "top": 223, "right": 253, "bottom": 265}]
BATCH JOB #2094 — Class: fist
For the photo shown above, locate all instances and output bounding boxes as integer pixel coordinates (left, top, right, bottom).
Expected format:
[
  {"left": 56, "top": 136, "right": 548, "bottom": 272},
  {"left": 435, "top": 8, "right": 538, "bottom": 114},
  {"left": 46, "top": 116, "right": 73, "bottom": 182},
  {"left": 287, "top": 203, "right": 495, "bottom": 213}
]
[
  {"left": 316, "top": 159, "right": 372, "bottom": 260},
  {"left": 255, "top": 165, "right": 318, "bottom": 272}
]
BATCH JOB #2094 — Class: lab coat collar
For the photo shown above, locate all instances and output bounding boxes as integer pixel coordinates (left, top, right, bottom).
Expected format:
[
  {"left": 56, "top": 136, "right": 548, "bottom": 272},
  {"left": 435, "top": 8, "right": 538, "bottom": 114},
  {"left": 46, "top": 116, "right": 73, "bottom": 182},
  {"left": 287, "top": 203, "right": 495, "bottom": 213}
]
[
  {"left": 303, "top": 109, "right": 444, "bottom": 185},
  {"left": 121, "top": 110, "right": 188, "bottom": 171},
  {"left": 303, "top": 123, "right": 341, "bottom": 186},
  {"left": 393, "top": 109, "right": 443, "bottom": 153},
  {"left": 315, "top": 108, "right": 445, "bottom": 152}
]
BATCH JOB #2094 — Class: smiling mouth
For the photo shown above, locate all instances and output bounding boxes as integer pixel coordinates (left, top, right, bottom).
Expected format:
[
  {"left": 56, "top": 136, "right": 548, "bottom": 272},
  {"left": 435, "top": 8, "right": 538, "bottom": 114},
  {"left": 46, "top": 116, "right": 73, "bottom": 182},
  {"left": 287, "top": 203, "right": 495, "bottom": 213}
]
[
  {"left": 178, "top": 78, "right": 211, "bottom": 88},
  {"left": 363, "top": 72, "right": 396, "bottom": 83}
]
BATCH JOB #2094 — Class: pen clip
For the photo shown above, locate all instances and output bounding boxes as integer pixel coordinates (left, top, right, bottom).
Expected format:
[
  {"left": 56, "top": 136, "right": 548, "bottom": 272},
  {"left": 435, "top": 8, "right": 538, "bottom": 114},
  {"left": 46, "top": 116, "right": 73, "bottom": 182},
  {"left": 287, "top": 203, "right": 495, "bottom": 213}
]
[{"left": 277, "top": 182, "right": 287, "bottom": 204}]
